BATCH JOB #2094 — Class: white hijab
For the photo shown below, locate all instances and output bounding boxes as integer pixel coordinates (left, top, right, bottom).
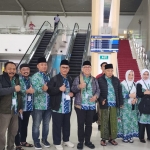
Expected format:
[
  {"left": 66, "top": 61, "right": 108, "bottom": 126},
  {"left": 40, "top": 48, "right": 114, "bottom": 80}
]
[
  {"left": 136, "top": 69, "right": 150, "bottom": 90},
  {"left": 122, "top": 70, "right": 136, "bottom": 94}
]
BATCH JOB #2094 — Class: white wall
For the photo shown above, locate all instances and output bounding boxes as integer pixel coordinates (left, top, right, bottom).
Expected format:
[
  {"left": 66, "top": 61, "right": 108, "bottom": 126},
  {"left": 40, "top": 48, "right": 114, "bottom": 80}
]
[
  {"left": 0, "top": 15, "right": 133, "bottom": 33},
  {"left": 0, "top": 34, "right": 35, "bottom": 54}
]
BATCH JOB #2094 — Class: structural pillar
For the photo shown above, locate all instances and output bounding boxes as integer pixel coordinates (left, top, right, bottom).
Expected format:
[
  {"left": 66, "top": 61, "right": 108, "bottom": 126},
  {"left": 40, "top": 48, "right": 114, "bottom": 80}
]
[{"left": 91, "top": 0, "right": 120, "bottom": 77}]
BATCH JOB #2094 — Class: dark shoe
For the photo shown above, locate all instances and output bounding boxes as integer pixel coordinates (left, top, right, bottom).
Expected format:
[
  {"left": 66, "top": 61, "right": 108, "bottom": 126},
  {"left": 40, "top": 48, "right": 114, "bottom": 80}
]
[
  {"left": 77, "top": 143, "right": 83, "bottom": 149},
  {"left": 41, "top": 139, "right": 50, "bottom": 148},
  {"left": 98, "top": 125, "right": 100, "bottom": 131},
  {"left": 147, "top": 138, "right": 150, "bottom": 141},
  {"left": 85, "top": 142, "right": 95, "bottom": 149},
  {"left": 34, "top": 143, "right": 42, "bottom": 149},
  {"left": 140, "top": 139, "right": 146, "bottom": 143}
]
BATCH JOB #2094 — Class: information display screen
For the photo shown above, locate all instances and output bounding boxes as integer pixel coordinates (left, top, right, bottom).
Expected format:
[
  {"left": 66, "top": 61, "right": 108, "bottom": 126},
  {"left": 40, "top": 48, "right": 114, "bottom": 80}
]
[{"left": 90, "top": 36, "right": 119, "bottom": 52}]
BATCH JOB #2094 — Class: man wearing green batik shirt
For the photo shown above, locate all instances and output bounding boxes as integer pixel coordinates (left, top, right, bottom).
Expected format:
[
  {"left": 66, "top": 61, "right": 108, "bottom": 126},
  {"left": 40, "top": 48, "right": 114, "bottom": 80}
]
[
  {"left": 0, "top": 62, "right": 22, "bottom": 150},
  {"left": 31, "top": 57, "right": 51, "bottom": 149}
]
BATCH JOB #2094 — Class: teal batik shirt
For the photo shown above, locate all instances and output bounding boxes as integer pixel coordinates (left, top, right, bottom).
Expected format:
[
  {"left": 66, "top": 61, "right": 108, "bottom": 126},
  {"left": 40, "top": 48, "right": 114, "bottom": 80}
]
[
  {"left": 19, "top": 76, "right": 33, "bottom": 111},
  {"left": 31, "top": 72, "right": 50, "bottom": 110},
  {"left": 11, "top": 77, "right": 18, "bottom": 114},
  {"left": 81, "top": 76, "right": 96, "bottom": 110},
  {"left": 105, "top": 76, "right": 116, "bottom": 107},
  {"left": 53, "top": 74, "right": 71, "bottom": 114}
]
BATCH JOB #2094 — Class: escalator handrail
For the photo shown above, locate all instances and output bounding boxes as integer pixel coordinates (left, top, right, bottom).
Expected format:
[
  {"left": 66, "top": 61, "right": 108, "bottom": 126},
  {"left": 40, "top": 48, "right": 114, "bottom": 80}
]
[
  {"left": 59, "top": 21, "right": 64, "bottom": 28},
  {"left": 65, "top": 23, "right": 79, "bottom": 60},
  {"left": 17, "top": 21, "right": 52, "bottom": 68},
  {"left": 82, "top": 23, "right": 91, "bottom": 63},
  {"left": 45, "top": 22, "right": 63, "bottom": 60}
]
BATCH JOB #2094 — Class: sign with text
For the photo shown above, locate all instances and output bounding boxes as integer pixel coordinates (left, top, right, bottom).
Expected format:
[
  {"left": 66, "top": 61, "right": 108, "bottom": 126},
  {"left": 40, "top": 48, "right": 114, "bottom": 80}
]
[
  {"left": 98, "top": 54, "right": 111, "bottom": 74},
  {"left": 91, "top": 36, "right": 119, "bottom": 52}
]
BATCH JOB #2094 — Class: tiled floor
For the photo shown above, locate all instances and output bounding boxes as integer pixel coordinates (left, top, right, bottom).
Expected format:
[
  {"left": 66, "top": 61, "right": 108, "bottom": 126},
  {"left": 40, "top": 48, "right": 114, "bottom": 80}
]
[{"left": 16, "top": 109, "right": 150, "bottom": 150}]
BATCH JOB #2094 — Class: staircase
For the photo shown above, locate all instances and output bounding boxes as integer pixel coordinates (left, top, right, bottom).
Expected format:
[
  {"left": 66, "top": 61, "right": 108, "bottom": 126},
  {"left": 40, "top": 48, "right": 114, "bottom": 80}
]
[
  {"left": 118, "top": 40, "right": 141, "bottom": 82},
  {"left": 69, "top": 33, "right": 87, "bottom": 79},
  {"left": 29, "top": 31, "right": 53, "bottom": 75}
]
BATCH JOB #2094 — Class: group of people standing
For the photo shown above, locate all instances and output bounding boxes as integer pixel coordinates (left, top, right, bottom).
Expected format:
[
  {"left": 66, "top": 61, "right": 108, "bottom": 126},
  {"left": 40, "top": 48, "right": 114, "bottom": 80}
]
[{"left": 0, "top": 57, "right": 150, "bottom": 150}]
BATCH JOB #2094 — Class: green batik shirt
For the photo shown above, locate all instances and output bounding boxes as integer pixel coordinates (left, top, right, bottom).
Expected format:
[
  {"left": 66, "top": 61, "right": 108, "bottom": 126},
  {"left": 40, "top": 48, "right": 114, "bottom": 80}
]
[
  {"left": 11, "top": 77, "right": 18, "bottom": 114},
  {"left": 105, "top": 76, "right": 116, "bottom": 107},
  {"left": 19, "top": 76, "right": 33, "bottom": 111},
  {"left": 31, "top": 72, "right": 50, "bottom": 110},
  {"left": 81, "top": 76, "right": 96, "bottom": 110}
]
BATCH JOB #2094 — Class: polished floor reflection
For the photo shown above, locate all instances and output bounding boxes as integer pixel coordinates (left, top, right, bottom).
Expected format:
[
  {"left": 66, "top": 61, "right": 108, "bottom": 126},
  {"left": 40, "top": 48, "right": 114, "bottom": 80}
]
[{"left": 21, "top": 109, "right": 150, "bottom": 150}]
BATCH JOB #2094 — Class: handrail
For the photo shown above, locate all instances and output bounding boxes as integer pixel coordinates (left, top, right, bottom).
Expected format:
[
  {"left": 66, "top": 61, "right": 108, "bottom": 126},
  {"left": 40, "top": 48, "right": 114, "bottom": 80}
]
[
  {"left": 82, "top": 23, "right": 91, "bottom": 64},
  {"left": 17, "top": 21, "right": 52, "bottom": 69},
  {"left": 65, "top": 23, "right": 79, "bottom": 60},
  {"left": 45, "top": 22, "right": 65, "bottom": 75},
  {"left": 59, "top": 21, "right": 64, "bottom": 28},
  {"left": 45, "top": 21, "right": 64, "bottom": 61}
]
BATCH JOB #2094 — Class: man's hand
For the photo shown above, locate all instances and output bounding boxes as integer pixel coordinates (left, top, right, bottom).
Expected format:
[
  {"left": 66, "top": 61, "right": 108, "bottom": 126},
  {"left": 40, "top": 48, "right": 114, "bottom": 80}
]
[
  {"left": 90, "top": 95, "right": 97, "bottom": 102},
  {"left": 26, "top": 86, "right": 34, "bottom": 94},
  {"left": 68, "top": 92, "right": 74, "bottom": 97},
  {"left": 15, "top": 85, "right": 21, "bottom": 92},
  {"left": 78, "top": 82, "right": 86, "bottom": 89},
  {"left": 102, "top": 99, "right": 106, "bottom": 105},
  {"left": 59, "top": 84, "right": 66, "bottom": 92},
  {"left": 19, "top": 109, "right": 23, "bottom": 114},
  {"left": 42, "top": 84, "right": 48, "bottom": 92}
]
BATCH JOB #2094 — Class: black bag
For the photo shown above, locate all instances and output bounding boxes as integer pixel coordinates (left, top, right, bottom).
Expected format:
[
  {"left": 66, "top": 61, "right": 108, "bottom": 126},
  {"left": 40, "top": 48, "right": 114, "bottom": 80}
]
[
  {"left": 93, "top": 112, "right": 98, "bottom": 123},
  {"left": 138, "top": 95, "right": 150, "bottom": 114}
]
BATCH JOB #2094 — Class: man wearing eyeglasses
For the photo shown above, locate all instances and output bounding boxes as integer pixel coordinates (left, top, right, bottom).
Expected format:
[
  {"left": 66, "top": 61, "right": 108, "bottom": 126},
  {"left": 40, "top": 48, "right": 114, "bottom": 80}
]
[
  {"left": 71, "top": 61, "right": 100, "bottom": 150},
  {"left": 47, "top": 59, "right": 74, "bottom": 150}
]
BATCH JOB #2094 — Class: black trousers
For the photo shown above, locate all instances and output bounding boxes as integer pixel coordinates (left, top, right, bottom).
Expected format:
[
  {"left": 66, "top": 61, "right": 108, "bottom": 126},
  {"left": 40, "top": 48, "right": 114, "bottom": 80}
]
[
  {"left": 15, "top": 111, "right": 31, "bottom": 146},
  {"left": 139, "top": 123, "right": 150, "bottom": 140},
  {"left": 52, "top": 111, "right": 71, "bottom": 145},
  {"left": 54, "top": 23, "right": 58, "bottom": 29},
  {"left": 75, "top": 107, "right": 95, "bottom": 143}
]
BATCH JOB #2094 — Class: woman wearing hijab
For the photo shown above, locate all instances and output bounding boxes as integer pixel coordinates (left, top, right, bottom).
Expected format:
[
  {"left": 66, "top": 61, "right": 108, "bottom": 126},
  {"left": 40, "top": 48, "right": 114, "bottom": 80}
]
[
  {"left": 117, "top": 70, "right": 139, "bottom": 143},
  {"left": 137, "top": 69, "right": 150, "bottom": 143}
]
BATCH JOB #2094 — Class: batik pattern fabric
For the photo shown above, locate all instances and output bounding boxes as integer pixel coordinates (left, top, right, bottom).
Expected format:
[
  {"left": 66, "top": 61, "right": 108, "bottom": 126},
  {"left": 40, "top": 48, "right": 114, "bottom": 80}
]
[
  {"left": 11, "top": 77, "right": 18, "bottom": 114},
  {"left": 31, "top": 72, "right": 50, "bottom": 110},
  {"left": 53, "top": 75, "right": 71, "bottom": 114},
  {"left": 81, "top": 76, "right": 96, "bottom": 110},
  {"left": 19, "top": 76, "right": 33, "bottom": 111},
  {"left": 138, "top": 87, "right": 150, "bottom": 124},
  {"left": 101, "top": 107, "right": 117, "bottom": 140},
  {"left": 117, "top": 84, "right": 139, "bottom": 140},
  {"left": 105, "top": 76, "right": 116, "bottom": 107}
]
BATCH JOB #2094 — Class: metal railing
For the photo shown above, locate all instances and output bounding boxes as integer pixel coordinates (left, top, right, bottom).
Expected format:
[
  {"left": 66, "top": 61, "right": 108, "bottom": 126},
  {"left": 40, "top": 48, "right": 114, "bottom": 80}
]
[
  {"left": 82, "top": 23, "right": 91, "bottom": 64},
  {"left": 132, "top": 39, "right": 150, "bottom": 70},
  {"left": 65, "top": 23, "right": 79, "bottom": 60},
  {"left": 17, "top": 21, "right": 53, "bottom": 69}
]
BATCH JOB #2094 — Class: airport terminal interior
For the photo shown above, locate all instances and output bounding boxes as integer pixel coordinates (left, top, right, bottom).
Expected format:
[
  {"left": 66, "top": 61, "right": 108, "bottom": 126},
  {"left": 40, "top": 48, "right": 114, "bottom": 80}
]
[{"left": 0, "top": 0, "right": 150, "bottom": 149}]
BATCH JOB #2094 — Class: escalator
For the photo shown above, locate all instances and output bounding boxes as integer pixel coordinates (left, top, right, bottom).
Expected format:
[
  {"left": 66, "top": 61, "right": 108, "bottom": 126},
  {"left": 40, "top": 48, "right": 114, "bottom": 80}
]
[
  {"left": 67, "top": 23, "right": 91, "bottom": 79},
  {"left": 69, "top": 33, "right": 87, "bottom": 79},
  {"left": 17, "top": 21, "right": 63, "bottom": 75},
  {"left": 29, "top": 31, "right": 53, "bottom": 75}
]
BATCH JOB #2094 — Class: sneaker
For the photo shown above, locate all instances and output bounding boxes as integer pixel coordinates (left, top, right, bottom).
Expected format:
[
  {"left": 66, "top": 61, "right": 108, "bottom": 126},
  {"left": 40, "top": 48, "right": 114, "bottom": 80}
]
[
  {"left": 63, "top": 141, "right": 74, "bottom": 148},
  {"left": 34, "top": 142, "right": 42, "bottom": 149},
  {"left": 128, "top": 138, "right": 134, "bottom": 143},
  {"left": 122, "top": 139, "right": 128, "bottom": 143},
  {"left": 85, "top": 142, "right": 95, "bottom": 149},
  {"left": 55, "top": 145, "right": 63, "bottom": 150},
  {"left": 77, "top": 143, "right": 83, "bottom": 150},
  {"left": 41, "top": 139, "right": 50, "bottom": 148}
]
